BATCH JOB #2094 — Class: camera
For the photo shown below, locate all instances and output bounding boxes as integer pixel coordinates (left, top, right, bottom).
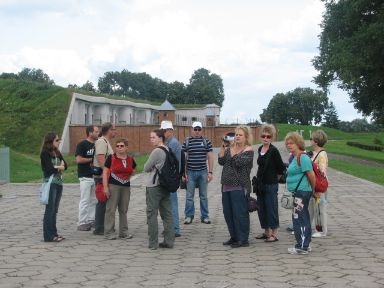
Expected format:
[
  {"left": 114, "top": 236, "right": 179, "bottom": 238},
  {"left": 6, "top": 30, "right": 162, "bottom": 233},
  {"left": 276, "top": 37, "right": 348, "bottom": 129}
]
[{"left": 222, "top": 132, "right": 235, "bottom": 147}]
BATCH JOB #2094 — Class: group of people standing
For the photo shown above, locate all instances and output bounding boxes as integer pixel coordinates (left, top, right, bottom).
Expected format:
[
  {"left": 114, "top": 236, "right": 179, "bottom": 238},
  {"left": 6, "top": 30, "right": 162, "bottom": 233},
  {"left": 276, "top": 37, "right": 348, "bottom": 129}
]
[
  {"left": 40, "top": 122, "right": 328, "bottom": 254},
  {"left": 39, "top": 121, "right": 214, "bottom": 249}
]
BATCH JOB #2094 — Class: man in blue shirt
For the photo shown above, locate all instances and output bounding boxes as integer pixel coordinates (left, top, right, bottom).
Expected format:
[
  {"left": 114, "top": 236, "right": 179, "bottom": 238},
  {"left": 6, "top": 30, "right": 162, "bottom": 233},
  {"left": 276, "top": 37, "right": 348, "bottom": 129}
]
[{"left": 161, "top": 121, "right": 182, "bottom": 237}]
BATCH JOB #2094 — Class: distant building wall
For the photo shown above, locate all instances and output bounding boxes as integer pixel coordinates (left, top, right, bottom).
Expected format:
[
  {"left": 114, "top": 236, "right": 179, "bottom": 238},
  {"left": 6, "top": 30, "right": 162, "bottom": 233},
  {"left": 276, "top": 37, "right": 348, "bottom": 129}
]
[{"left": 68, "top": 125, "right": 262, "bottom": 154}]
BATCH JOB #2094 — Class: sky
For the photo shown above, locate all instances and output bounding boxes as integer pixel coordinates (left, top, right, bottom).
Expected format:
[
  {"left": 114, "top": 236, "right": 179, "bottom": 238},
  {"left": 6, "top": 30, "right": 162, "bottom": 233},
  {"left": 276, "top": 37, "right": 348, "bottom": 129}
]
[{"left": 0, "top": 0, "right": 363, "bottom": 124}]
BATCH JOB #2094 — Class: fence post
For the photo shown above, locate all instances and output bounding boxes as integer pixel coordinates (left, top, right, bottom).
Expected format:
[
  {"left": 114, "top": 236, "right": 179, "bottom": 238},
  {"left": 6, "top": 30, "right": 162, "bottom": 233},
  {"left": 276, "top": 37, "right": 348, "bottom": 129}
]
[{"left": 0, "top": 147, "right": 10, "bottom": 185}]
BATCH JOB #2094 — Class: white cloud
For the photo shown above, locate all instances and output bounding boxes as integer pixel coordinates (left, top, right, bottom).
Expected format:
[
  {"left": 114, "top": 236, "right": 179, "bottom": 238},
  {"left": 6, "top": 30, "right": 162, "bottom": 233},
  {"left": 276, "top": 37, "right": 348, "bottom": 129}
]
[{"left": 0, "top": 0, "right": 361, "bottom": 122}]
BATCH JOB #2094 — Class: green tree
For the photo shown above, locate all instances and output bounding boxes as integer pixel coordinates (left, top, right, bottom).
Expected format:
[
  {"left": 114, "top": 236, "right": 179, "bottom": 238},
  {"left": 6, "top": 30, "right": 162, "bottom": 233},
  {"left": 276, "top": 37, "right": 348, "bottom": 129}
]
[
  {"left": 313, "top": 0, "right": 384, "bottom": 123},
  {"left": 186, "top": 68, "right": 224, "bottom": 106},
  {"left": 80, "top": 81, "right": 96, "bottom": 92},
  {"left": 261, "top": 88, "right": 328, "bottom": 125},
  {"left": 18, "top": 68, "right": 54, "bottom": 85},
  {"left": 322, "top": 101, "right": 340, "bottom": 128},
  {"left": 260, "top": 93, "right": 289, "bottom": 123}
]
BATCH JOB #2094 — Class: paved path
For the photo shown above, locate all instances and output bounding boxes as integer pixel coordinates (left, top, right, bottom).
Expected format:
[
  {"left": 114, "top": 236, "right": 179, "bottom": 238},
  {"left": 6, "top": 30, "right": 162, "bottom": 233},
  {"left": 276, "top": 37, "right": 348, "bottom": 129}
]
[{"left": 1, "top": 144, "right": 384, "bottom": 288}]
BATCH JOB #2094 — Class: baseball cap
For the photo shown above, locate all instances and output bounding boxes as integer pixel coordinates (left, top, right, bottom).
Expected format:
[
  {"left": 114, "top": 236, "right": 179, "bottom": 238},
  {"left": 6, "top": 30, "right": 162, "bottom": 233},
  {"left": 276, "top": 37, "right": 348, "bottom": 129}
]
[
  {"left": 192, "top": 121, "right": 203, "bottom": 128},
  {"left": 160, "top": 120, "right": 174, "bottom": 130}
]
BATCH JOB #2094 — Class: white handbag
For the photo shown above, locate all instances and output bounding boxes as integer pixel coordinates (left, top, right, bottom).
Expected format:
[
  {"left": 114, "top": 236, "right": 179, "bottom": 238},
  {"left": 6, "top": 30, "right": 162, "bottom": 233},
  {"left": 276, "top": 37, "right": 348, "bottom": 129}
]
[
  {"left": 39, "top": 175, "right": 54, "bottom": 205},
  {"left": 281, "top": 188, "right": 294, "bottom": 209}
]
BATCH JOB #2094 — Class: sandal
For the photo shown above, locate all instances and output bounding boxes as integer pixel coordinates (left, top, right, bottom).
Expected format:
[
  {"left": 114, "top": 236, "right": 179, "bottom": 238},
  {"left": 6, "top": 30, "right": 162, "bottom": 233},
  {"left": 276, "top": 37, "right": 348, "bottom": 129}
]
[
  {"left": 57, "top": 235, "right": 65, "bottom": 241},
  {"left": 264, "top": 235, "right": 279, "bottom": 242},
  {"left": 52, "top": 236, "right": 63, "bottom": 242},
  {"left": 255, "top": 233, "right": 268, "bottom": 239}
]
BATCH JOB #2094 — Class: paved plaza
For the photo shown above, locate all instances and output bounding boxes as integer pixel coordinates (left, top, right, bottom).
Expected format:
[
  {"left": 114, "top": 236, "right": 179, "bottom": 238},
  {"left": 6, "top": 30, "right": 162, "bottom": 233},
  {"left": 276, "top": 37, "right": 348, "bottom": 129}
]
[{"left": 1, "top": 144, "right": 384, "bottom": 288}]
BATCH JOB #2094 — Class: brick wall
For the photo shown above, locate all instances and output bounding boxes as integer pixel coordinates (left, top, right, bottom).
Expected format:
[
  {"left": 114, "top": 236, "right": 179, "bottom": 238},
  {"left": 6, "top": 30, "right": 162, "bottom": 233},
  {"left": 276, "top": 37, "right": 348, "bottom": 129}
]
[{"left": 69, "top": 125, "right": 262, "bottom": 155}]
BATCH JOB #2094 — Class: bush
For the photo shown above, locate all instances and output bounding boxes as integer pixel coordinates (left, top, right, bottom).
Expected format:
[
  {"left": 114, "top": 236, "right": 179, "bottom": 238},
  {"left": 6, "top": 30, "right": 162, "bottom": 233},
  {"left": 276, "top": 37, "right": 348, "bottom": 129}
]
[{"left": 346, "top": 141, "right": 383, "bottom": 151}]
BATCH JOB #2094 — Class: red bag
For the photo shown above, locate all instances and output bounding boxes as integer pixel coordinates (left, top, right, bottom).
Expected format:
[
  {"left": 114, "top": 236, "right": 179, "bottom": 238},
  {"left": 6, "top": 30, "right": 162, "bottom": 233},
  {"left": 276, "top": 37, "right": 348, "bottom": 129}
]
[
  {"left": 297, "top": 151, "right": 329, "bottom": 193},
  {"left": 95, "top": 182, "right": 107, "bottom": 203},
  {"left": 312, "top": 162, "right": 328, "bottom": 193}
]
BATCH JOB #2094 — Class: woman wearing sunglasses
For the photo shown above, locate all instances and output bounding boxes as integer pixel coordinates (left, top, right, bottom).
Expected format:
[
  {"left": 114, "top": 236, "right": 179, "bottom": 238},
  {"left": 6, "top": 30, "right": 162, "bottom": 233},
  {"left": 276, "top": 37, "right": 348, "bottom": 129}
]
[
  {"left": 102, "top": 138, "right": 136, "bottom": 240},
  {"left": 255, "top": 124, "right": 286, "bottom": 243},
  {"left": 40, "top": 132, "right": 67, "bottom": 242}
]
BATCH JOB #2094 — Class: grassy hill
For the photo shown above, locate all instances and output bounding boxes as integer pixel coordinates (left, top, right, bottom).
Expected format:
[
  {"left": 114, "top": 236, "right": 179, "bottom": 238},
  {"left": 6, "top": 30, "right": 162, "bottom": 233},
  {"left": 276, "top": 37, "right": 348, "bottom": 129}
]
[{"left": 0, "top": 79, "right": 71, "bottom": 154}]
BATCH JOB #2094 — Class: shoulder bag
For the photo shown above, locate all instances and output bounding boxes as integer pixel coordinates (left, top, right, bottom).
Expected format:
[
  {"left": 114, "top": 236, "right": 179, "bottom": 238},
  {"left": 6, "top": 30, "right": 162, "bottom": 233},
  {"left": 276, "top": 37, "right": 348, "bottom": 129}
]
[{"left": 39, "top": 174, "right": 54, "bottom": 205}]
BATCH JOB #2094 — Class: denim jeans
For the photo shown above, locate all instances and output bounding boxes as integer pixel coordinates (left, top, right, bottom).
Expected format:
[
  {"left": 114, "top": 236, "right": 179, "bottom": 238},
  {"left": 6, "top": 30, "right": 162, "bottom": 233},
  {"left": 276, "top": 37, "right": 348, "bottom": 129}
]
[
  {"left": 185, "top": 169, "right": 209, "bottom": 220},
  {"left": 257, "top": 183, "right": 279, "bottom": 229},
  {"left": 43, "top": 183, "right": 63, "bottom": 241},
  {"left": 292, "top": 190, "right": 312, "bottom": 250},
  {"left": 222, "top": 190, "right": 250, "bottom": 242},
  {"left": 78, "top": 177, "right": 97, "bottom": 226},
  {"left": 170, "top": 191, "right": 180, "bottom": 234}
]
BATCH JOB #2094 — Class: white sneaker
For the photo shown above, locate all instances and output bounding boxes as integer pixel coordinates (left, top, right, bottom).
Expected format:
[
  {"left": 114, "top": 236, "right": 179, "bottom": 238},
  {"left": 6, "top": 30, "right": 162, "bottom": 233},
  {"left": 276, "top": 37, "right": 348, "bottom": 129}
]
[
  {"left": 312, "top": 232, "right": 326, "bottom": 238},
  {"left": 308, "top": 246, "right": 312, "bottom": 252},
  {"left": 288, "top": 247, "right": 309, "bottom": 255},
  {"left": 184, "top": 217, "right": 193, "bottom": 224}
]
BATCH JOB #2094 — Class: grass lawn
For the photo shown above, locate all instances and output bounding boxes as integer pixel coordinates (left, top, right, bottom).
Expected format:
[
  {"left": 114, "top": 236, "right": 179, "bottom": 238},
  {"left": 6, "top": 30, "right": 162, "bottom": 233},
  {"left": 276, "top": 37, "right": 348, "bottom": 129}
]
[
  {"left": 10, "top": 150, "right": 148, "bottom": 183},
  {"left": 329, "top": 159, "right": 384, "bottom": 186}
]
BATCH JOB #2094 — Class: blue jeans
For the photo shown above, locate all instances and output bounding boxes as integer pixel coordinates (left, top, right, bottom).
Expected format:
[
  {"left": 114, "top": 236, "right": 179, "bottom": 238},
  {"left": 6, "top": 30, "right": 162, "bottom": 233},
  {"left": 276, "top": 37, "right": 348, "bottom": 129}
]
[
  {"left": 43, "top": 183, "right": 63, "bottom": 241},
  {"left": 292, "top": 190, "right": 312, "bottom": 250},
  {"left": 222, "top": 190, "right": 250, "bottom": 242},
  {"left": 170, "top": 191, "right": 180, "bottom": 234},
  {"left": 185, "top": 169, "right": 209, "bottom": 220},
  {"left": 257, "top": 183, "right": 279, "bottom": 229}
]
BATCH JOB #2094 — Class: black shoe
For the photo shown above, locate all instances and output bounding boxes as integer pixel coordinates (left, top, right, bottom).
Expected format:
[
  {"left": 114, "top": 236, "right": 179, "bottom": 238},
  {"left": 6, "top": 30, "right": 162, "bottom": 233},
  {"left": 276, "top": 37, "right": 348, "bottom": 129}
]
[
  {"left": 231, "top": 241, "right": 250, "bottom": 248},
  {"left": 93, "top": 230, "right": 104, "bottom": 235},
  {"left": 175, "top": 233, "right": 181, "bottom": 237},
  {"left": 223, "top": 238, "right": 236, "bottom": 246},
  {"left": 159, "top": 242, "right": 174, "bottom": 248}
]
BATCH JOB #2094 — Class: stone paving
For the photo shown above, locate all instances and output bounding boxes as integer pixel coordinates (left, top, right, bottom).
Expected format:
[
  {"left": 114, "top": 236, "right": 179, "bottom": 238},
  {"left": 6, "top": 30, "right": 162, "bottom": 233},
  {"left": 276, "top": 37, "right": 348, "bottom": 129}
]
[{"left": 1, "top": 144, "right": 384, "bottom": 288}]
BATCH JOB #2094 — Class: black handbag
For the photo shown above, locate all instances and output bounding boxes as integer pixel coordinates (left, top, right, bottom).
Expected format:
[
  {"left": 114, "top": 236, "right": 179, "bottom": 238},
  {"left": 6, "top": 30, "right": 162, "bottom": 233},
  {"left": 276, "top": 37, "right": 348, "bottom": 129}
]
[
  {"left": 91, "top": 166, "right": 103, "bottom": 176},
  {"left": 248, "top": 194, "right": 259, "bottom": 212}
]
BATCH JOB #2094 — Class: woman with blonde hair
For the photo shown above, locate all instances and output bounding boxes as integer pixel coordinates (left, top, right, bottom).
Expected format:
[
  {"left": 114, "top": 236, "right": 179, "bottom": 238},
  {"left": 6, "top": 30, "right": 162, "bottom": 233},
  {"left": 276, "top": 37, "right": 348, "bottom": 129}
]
[
  {"left": 254, "top": 124, "right": 286, "bottom": 243},
  {"left": 218, "top": 126, "right": 254, "bottom": 248},
  {"left": 285, "top": 132, "right": 315, "bottom": 254},
  {"left": 309, "top": 130, "right": 329, "bottom": 238}
]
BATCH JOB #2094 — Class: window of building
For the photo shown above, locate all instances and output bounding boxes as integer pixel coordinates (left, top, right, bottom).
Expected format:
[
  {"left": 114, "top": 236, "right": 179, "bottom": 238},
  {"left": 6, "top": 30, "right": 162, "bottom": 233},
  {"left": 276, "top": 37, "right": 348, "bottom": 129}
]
[
  {"left": 191, "top": 117, "right": 197, "bottom": 121},
  {"left": 182, "top": 117, "right": 187, "bottom": 121}
]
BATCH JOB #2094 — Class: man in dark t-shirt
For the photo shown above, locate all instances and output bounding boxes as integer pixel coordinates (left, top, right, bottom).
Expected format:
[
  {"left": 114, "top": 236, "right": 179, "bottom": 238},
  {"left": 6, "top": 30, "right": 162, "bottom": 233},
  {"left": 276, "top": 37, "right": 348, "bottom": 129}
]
[{"left": 75, "top": 125, "right": 99, "bottom": 231}]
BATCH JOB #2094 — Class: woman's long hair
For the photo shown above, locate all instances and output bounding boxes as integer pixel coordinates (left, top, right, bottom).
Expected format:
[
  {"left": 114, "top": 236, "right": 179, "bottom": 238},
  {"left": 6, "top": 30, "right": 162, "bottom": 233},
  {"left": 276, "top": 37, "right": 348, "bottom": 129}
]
[{"left": 40, "top": 132, "right": 61, "bottom": 157}]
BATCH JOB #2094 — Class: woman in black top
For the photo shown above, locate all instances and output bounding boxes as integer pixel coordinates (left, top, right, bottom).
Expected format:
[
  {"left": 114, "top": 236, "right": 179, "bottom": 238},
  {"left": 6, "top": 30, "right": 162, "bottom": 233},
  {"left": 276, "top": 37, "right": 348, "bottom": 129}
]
[
  {"left": 255, "top": 124, "right": 286, "bottom": 242},
  {"left": 40, "top": 132, "right": 67, "bottom": 242}
]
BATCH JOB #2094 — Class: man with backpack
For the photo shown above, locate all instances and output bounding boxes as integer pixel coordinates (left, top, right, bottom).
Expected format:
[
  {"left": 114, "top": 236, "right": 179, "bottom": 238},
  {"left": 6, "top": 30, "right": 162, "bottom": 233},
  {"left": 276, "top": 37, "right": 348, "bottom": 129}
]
[
  {"left": 182, "top": 121, "right": 214, "bottom": 225},
  {"left": 160, "top": 121, "right": 182, "bottom": 237}
]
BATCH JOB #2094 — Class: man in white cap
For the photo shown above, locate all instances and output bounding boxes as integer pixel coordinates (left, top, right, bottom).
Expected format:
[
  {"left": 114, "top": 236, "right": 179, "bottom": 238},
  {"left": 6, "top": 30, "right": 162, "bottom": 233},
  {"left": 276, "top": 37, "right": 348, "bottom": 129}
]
[
  {"left": 182, "top": 121, "right": 214, "bottom": 224},
  {"left": 160, "top": 120, "right": 182, "bottom": 237}
]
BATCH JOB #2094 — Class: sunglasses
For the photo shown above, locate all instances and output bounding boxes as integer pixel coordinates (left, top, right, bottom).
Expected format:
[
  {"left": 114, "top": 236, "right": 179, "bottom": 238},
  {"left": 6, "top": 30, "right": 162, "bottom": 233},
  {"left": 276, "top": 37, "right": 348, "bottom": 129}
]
[
  {"left": 194, "top": 128, "right": 202, "bottom": 131},
  {"left": 116, "top": 144, "right": 125, "bottom": 148},
  {"left": 261, "top": 134, "right": 272, "bottom": 139}
]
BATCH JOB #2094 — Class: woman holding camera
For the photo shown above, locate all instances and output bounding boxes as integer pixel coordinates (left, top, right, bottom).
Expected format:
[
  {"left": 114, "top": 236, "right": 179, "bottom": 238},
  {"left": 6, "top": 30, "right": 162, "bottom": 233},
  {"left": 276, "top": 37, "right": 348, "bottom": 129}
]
[
  {"left": 255, "top": 124, "right": 286, "bottom": 243},
  {"left": 218, "top": 127, "right": 254, "bottom": 248}
]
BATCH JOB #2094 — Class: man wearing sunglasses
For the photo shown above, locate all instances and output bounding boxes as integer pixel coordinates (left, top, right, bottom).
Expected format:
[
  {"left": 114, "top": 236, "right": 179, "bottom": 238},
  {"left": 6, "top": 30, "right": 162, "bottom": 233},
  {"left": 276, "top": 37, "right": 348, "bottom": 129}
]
[{"left": 182, "top": 121, "right": 214, "bottom": 225}]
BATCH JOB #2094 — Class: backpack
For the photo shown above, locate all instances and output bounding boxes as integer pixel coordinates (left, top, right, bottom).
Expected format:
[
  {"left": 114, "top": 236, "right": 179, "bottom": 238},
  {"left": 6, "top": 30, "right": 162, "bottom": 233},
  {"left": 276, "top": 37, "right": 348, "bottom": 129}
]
[
  {"left": 297, "top": 151, "right": 328, "bottom": 193},
  {"left": 153, "top": 146, "right": 180, "bottom": 192}
]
